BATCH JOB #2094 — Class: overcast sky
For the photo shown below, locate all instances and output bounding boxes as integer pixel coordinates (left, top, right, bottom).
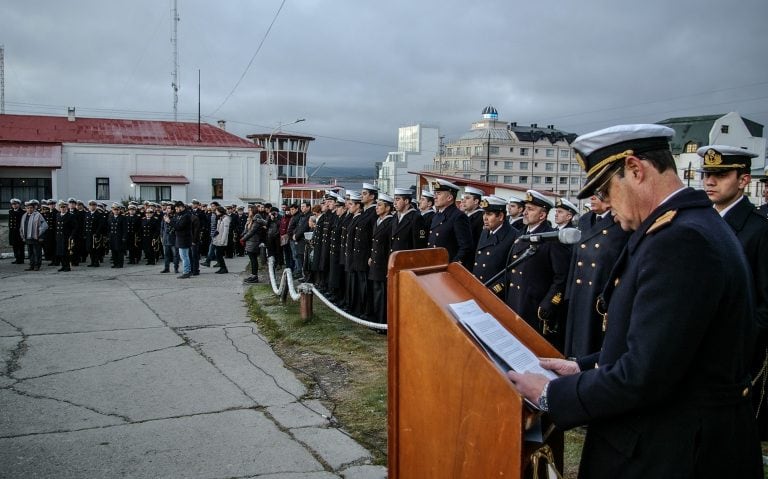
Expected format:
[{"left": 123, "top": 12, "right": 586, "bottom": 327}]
[{"left": 3, "top": 0, "right": 768, "bottom": 169}]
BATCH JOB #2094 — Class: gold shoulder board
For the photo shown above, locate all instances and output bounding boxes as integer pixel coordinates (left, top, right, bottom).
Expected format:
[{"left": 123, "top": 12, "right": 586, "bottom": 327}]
[{"left": 646, "top": 210, "right": 677, "bottom": 235}]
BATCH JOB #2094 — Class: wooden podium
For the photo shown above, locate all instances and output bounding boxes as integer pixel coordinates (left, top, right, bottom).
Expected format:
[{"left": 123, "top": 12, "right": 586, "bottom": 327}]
[{"left": 387, "top": 248, "right": 564, "bottom": 478}]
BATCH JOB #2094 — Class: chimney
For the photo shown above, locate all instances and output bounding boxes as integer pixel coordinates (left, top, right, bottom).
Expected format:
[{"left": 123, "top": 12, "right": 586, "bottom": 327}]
[
  {"left": 67, "top": 107, "right": 76, "bottom": 122},
  {"left": 530, "top": 123, "right": 538, "bottom": 128},
  {"left": 510, "top": 122, "right": 517, "bottom": 127},
  {"left": 217, "top": 120, "right": 226, "bottom": 130},
  {"left": 547, "top": 124, "right": 554, "bottom": 129}
]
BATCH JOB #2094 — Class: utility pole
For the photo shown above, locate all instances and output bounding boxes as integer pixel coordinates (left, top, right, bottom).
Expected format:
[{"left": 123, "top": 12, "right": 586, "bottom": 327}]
[
  {"left": 171, "top": 0, "right": 180, "bottom": 120},
  {"left": 0, "top": 45, "right": 5, "bottom": 114}
]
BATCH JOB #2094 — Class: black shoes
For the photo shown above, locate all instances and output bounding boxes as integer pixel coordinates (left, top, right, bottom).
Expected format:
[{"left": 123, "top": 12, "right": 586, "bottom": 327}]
[
  {"left": 177, "top": 273, "right": 191, "bottom": 279},
  {"left": 160, "top": 269, "right": 170, "bottom": 273},
  {"left": 201, "top": 261, "right": 210, "bottom": 267},
  {"left": 243, "top": 275, "right": 259, "bottom": 283},
  {"left": 215, "top": 268, "right": 228, "bottom": 274}
]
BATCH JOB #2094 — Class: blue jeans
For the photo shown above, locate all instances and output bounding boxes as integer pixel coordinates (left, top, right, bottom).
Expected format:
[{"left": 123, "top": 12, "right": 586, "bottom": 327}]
[
  {"left": 207, "top": 243, "right": 216, "bottom": 262},
  {"left": 163, "top": 244, "right": 179, "bottom": 271},
  {"left": 177, "top": 247, "right": 191, "bottom": 274}
]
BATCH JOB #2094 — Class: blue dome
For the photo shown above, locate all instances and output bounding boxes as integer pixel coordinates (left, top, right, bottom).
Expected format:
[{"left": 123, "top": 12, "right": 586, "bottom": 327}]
[{"left": 482, "top": 105, "right": 498, "bottom": 120}]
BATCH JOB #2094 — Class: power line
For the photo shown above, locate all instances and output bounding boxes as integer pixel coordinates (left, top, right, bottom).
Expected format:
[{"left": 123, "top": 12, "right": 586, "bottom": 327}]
[{"left": 208, "top": 0, "right": 287, "bottom": 116}]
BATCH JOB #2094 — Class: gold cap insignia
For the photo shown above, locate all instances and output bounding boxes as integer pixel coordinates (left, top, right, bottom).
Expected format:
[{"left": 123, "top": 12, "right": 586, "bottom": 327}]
[
  {"left": 525, "top": 192, "right": 533, "bottom": 202},
  {"left": 492, "top": 283, "right": 503, "bottom": 294},
  {"left": 480, "top": 199, "right": 489, "bottom": 208},
  {"left": 704, "top": 149, "right": 722, "bottom": 166}
]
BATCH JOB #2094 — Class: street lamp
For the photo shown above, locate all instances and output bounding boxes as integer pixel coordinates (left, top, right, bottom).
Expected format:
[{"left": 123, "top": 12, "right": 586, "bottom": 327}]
[{"left": 268, "top": 118, "right": 305, "bottom": 203}]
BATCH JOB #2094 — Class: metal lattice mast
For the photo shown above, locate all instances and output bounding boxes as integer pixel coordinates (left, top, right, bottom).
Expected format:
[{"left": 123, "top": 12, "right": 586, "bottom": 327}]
[
  {"left": 171, "top": 0, "right": 179, "bottom": 120},
  {"left": 0, "top": 45, "right": 5, "bottom": 114}
]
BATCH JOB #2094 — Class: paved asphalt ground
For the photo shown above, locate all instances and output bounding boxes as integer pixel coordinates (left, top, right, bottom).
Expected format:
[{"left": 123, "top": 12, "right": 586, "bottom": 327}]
[{"left": 0, "top": 254, "right": 386, "bottom": 479}]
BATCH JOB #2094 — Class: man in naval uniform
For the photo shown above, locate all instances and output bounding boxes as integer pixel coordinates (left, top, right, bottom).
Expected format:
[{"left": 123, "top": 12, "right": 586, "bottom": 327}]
[
  {"left": 418, "top": 190, "right": 436, "bottom": 227},
  {"left": 553, "top": 198, "right": 578, "bottom": 230},
  {"left": 508, "top": 124, "right": 762, "bottom": 479},
  {"left": 507, "top": 194, "right": 526, "bottom": 232},
  {"left": 312, "top": 192, "right": 336, "bottom": 292},
  {"left": 698, "top": 144, "right": 768, "bottom": 440},
  {"left": 126, "top": 204, "right": 142, "bottom": 264},
  {"left": 368, "top": 193, "right": 395, "bottom": 325},
  {"left": 55, "top": 200, "right": 78, "bottom": 272},
  {"left": 8, "top": 198, "right": 25, "bottom": 264},
  {"left": 427, "top": 179, "right": 473, "bottom": 269},
  {"left": 141, "top": 207, "right": 160, "bottom": 265},
  {"left": 352, "top": 183, "right": 378, "bottom": 318},
  {"left": 343, "top": 192, "right": 365, "bottom": 316},
  {"left": 471, "top": 195, "right": 520, "bottom": 297},
  {"left": 108, "top": 203, "right": 127, "bottom": 268},
  {"left": 462, "top": 185, "right": 485, "bottom": 251},
  {"left": 563, "top": 194, "right": 630, "bottom": 359},
  {"left": 84, "top": 200, "right": 106, "bottom": 267},
  {"left": 505, "top": 189, "right": 570, "bottom": 351},
  {"left": 758, "top": 177, "right": 768, "bottom": 217},
  {"left": 390, "top": 188, "right": 428, "bottom": 253},
  {"left": 327, "top": 193, "right": 348, "bottom": 303}
]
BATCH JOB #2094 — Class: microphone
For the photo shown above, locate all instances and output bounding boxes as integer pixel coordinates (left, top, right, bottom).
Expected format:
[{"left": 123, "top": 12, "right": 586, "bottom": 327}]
[{"left": 518, "top": 228, "right": 581, "bottom": 245}]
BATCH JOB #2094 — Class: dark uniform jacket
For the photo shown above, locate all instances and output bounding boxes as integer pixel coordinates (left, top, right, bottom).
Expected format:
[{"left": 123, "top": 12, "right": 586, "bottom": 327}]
[
  {"left": 83, "top": 210, "right": 106, "bottom": 250},
  {"left": 368, "top": 215, "right": 393, "bottom": 282},
  {"left": 757, "top": 203, "right": 768, "bottom": 218},
  {"left": 108, "top": 213, "right": 127, "bottom": 252},
  {"left": 471, "top": 221, "right": 519, "bottom": 289},
  {"left": 421, "top": 209, "right": 435, "bottom": 229},
  {"left": 564, "top": 211, "right": 630, "bottom": 358},
  {"left": 55, "top": 211, "right": 79, "bottom": 256},
  {"left": 8, "top": 207, "right": 24, "bottom": 245},
  {"left": 467, "top": 209, "right": 485, "bottom": 251},
  {"left": 349, "top": 206, "right": 376, "bottom": 273},
  {"left": 315, "top": 209, "right": 334, "bottom": 272},
  {"left": 549, "top": 188, "right": 762, "bottom": 479},
  {"left": 724, "top": 195, "right": 768, "bottom": 439},
  {"left": 390, "top": 209, "right": 428, "bottom": 252},
  {"left": 344, "top": 213, "right": 362, "bottom": 271},
  {"left": 428, "top": 203, "right": 473, "bottom": 269},
  {"left": 505, "top": 221, "right": 570, "bottom": 341},
  {"left": 508, "top": 215, "right": 526, "bottom": 232}
]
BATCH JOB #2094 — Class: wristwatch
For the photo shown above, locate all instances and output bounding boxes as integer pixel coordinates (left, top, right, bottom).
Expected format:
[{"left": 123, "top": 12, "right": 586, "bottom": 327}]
[{"left": 538, "top": 383, "right": 550, "bottom": 412}]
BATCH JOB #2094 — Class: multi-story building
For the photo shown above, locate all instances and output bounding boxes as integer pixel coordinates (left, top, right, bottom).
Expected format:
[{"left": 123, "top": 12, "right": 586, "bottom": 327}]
[
  {"left": 657, "top": 112, "right": 766, "bottom": 203},
  {"left": 430, "top": 106, "right": 583, "bottom": 201},
  {"left": 377, "top": 124, "right": 440, "bottom": 194}
]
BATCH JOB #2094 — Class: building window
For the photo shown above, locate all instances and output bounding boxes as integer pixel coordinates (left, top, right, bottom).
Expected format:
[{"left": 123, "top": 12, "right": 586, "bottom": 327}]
[
  {"left": 140, "top": 185, "right": 171, "bottom": 202},
  {"left": 560, "top": 150, "right": 569, "bottom": 158},
  {"left": 545, "top": 163, "right": 555, "bottom": 171},
  {"left": 504, "top": 175, "right": 514, "bottom": 183},
  {"left": 479, "top": 160, "right": 486, "bottom": 168},
  {"left": 571, "top": 177, "right": 580, "bottom": 184},
  {"left": 487, "top": 175, "right": 498, "bottom": 183},
  {"left": 504, "top": 161, "right": 513, "bottom": 169},
  {"left": 489, "top": 146, "right": 499, "bottom": 154},
  {"left": 96, "top": 177, "right": 110, "bottom": 200},
  {"left": 519, "top": 148, "right": 529, "bottom": 156},
  {"left": 560, "top": 164, "right": 569, "bottom": 172},
  {"left": 533, "top": 176, "right": 541, "bottom": 184},
  {"left": 546, "top": 149, "right": 555, "bottom": 157},
  {"left": 721, "top": 125, "right": 729, "bottom": 133},
  {"left": 462, "top": 160, "right": 470, "bottom": 170},
  {"left": 0, "top": 178, "right": 52, "bottom": 210},
  {"left": 519, "top": 176, "right": 528, "bottom": 184},
  {"left": 571, "top": 164, "right": 580, "bottom": 172},
  {"left": 212, "top": 178, "right": 224, "bottom": 199},
  {"left": 545, "top": 177, "right": 553, "bottom": 184},
  {"left": 509, "top": 147, "right": 514, "bottom": 153},
  {"left": 684, "top": 141, "right": 699, "bottom": 153},
  {"left": 446, "top": 148, "right": 453, "bottom": 156},
  {"left": 474, "top": 146, "right": 483, "bottom": 155},
  {"left": 520, "top": 161, "right": 529, "bottom": 170},
  {"left": 462, "top": 174, "right": 471, "bottom": 179}
]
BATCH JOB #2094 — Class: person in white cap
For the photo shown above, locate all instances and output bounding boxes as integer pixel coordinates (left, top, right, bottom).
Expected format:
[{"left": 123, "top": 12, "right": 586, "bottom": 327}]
[
  {"left": 327, "top": 194, "right": 349, "bottom": 303},
  {"left": 418, "top": 190, "right": 436, "bottom": 225},
  {"left": 312, "top": 192, "right": 338, "bottom": 292},
  {"left": 506, "top": 194, "right": 526, "bottom": 231},
  {"left": 471, "top": 195, "right": 520, "bottom": 294},
  {"left": 390, "top": 188, "right": 428, "bottom": 252},
  {"left": 553, "top": 198, "right": 578, "bottom": 230},
  {"left": 462, "top": 185, "right": 485, "bottom": 251},
  {"left": 507, "top": 124, "right": 762, "bottom": 478},
  {"left": 699, "top": 144, "right": 768, "bottom": 439},
  {"left": 8, "top": 198, "right": 25, "bottom": 264},
  {"left": 107, "top": 203, "right": 127, "bottom": 268},
  {"left": 368, "top": 193, "right": 395, "bottom": 326},
  {"left": 55, "top": 200, "right": 78, "bottom": 272},
  {"left": 343, "top": 192, "right": 366, "bottom": 316},
  {"left": 427, "top": 179, "right": 473, "bottom": 269},
  {"left": 505, "top": 189, "right": 570, "bottom": 351}
]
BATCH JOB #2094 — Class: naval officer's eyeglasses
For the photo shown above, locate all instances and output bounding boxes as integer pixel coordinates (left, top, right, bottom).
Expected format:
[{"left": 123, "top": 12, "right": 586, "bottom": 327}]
[{"left": 593, "top": 164, "right": 624, "bottom": 202}]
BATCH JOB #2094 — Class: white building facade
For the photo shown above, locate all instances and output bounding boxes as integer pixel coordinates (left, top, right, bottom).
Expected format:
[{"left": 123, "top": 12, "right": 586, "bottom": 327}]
[{"left": 377, "top": 124, "right": 440, "bottom": 194}]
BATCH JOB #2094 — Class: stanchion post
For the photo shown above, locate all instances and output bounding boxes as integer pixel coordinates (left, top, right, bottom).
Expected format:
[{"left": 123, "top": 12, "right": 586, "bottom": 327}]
[{"left": 299, "top": 283, "right": 313, "bottom": 321}]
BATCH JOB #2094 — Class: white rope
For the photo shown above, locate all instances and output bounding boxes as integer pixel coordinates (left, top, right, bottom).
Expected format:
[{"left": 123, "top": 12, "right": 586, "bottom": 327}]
[{"left": 263, "top": 256, "right": 387, "bottom": 331}]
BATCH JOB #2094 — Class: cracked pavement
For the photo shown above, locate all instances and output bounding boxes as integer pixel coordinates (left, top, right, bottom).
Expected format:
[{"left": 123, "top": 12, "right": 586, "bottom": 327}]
[{"left": 0, "top": 256, "right": 386, "bottom": 479}]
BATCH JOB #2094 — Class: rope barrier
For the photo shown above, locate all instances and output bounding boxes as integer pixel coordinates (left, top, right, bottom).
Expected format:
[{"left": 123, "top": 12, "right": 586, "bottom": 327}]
[{"left": 263, "top": 256, "right": 388, "bottom": 331}]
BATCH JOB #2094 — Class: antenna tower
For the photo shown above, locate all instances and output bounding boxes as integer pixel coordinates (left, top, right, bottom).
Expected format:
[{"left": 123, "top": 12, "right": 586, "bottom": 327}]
[
  {"left": 171, "top": 0, "right": 180, "bottom": 120},
  {"left": 0, "top": 45, "right": 5, "bottom": 114}
]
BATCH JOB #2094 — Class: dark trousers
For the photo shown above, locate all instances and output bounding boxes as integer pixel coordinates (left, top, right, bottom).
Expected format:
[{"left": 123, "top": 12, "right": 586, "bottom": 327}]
[
  {"left": 282, "top": 243, "right": 294, "bottom": 270},
  {"left": 190, "top": 244, "right": 200, "bottom": 274},
  {"left": 215, "top": 245, "right": 227, "bottom": 269},
  {"left": 12, "top": 242, "right": 25, "bottom": 263},
  {"left": 247, "top": 251, "right": 259, "bottom": 276},
  {"left": 112, "top": 248, "right": 125, "bottom": 267},
  {"left": 163, "top": 244, "right": 178, "bottom": 271},
  {"left": 371, "top": 280, "right": 387, "bottom": 324},
  {"left": 26, "top": 240, "right": 42, "bottom": 267}
]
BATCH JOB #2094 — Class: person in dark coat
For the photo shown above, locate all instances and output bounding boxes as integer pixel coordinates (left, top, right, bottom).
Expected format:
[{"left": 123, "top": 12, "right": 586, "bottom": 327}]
[
  {"left": 418, "top": 190, "right": 436, "bottom": 228},
  {"left": 140, "top": 207, "right": 160, "bottom": 265},
  {"left": 334, "top": 196, "right": 354, "bottom": 308},
  {"left": 8, "top": 198, "right": 25, "bottom": 264},
  {"left": 107, "top": 203, "right": 127, "bottom": 268},
  {"left": 553, "top": 198, "right": 577, "bottom": 231},
  {"left": 506, "top": 194, "right": 526, "bottom": 232},
  {"left": 508, "top": 124, "right": 762, "bottom": 479},
  {"left": 505, "top": 189, "right": 570, "bottom": 351},
  {"left": 190, "top": 200, "right": 208, "bottom": 268},
  {"left": 427, "top": 179, "right": 473, "bottom": 269},
  {"left": 55, "top": 201, "right": 79, "bottom": 272},
  {"left": 563, "top": 196, "right": 630, "bottom": 358},
  {"left": 471, "top": 195, "right": 520, "bottom": 297},
  {"left": 125, "top": 205, "right": 142, "bottom": 264},
  {"left": 757, "top": 177, "right": 768, "bottom": 218},
  {"left": 83, "top": 200, "right": 106, "bottom": 267},
  {"left": 699, "top": 144, "right": 768, "bottom": 439},
  {"left": 368, "top": 193, "right": 394, "bottom": 325},
  {"left": 42, "top": 200, "right": 58, "bottom": 264},
  {"left": 169, "top": 201, "right": 192, "bottom": 278},
  {"left": 326, "top": 194, "right": 348, "bottom": 302},
  {"left": 343, "top": 193, "right": 365, "bottom": 315},
  {"left": 69, "top": 199, "right": 86, "bottom": 265},
  {"left": 292, "top": 202, "right": 311, "bottom": 281},
  {"left": 312, "top": 193, "right": 336, "bottom": 291},
  {"left": 462, "top": 185, "right": 485, "bottom": 252},
  {"left": 390, "top": 188, "right": 428, "bottom": 253},
  {"left": 351, "top": 185, "right": 378, "bottom": 318},
  {"left": 240, "top": 206, "right": 267, "bottom": 283}
]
